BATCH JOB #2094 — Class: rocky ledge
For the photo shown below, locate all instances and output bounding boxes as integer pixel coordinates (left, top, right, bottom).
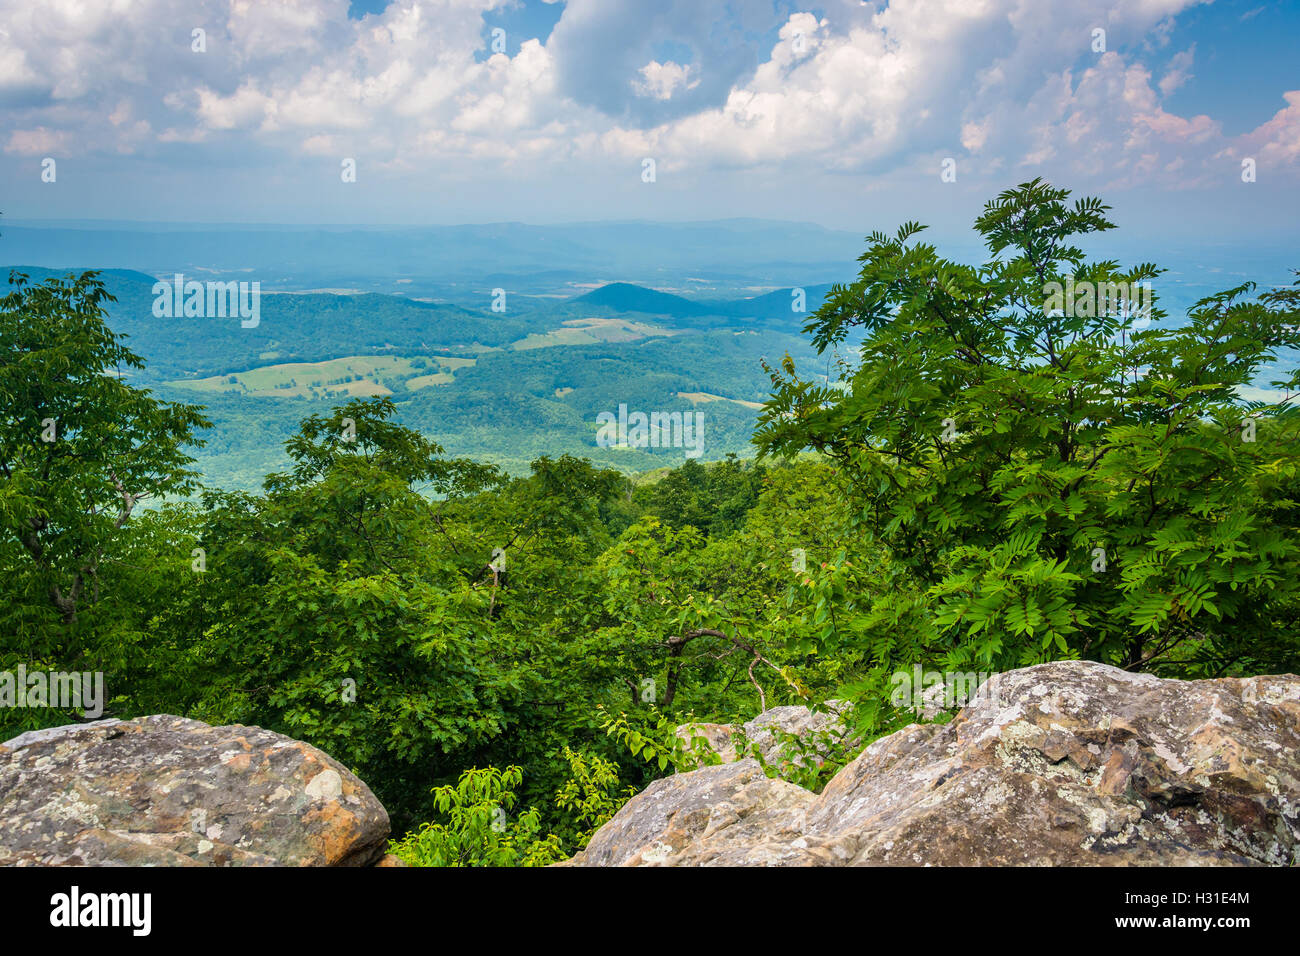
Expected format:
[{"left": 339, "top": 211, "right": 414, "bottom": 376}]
[
  {"left": 0, "top": 715, "right": 391, "bottom": 866},
  {"left": 567, "top": 661, "right": 1300, "bottom": 866}
]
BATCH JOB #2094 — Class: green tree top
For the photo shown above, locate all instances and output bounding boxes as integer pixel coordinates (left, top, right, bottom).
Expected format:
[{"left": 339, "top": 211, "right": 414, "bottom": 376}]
[
  {"left": 0, "top": 270, "right": 209, "bottom": 628},
  {"left": 755, "top": 178, "right": 1300, "bottom": 682}
]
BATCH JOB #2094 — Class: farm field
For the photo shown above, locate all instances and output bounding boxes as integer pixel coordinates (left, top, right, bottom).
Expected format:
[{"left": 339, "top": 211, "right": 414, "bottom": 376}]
[
  {"left": 167, "top": 354, "right": 475, "bottom": 399},
  {"left": 677, "top": 391, "right": 765, "bottom": 410},
  {"left": 510, "top": 316, "right": 679, "bottom": 350}
]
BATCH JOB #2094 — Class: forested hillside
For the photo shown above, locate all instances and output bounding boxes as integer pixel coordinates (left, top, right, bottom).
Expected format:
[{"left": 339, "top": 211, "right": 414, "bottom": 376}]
[
  {"left": 0, "top": 266, "right": 832, "bottom": 488},
  {"left": 4, "top": 182, "right": 1299, "bottom": 865}
]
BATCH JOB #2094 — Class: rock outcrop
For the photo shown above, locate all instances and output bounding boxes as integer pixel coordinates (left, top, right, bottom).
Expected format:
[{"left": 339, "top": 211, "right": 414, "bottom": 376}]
[
  {"left": 676, "top": 700, "right": 853, "bottom": 770},
  {"left": 568, "top": 661, "right": 1300, "bottom": 866},
  {"left": 0, "top": 715, "right": 391, "bottom": 866}
]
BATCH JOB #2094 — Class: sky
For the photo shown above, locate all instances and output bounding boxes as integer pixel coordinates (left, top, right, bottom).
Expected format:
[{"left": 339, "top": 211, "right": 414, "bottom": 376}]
[{"left": 1, "top": 0, "right": 1297, "bottom": 243}]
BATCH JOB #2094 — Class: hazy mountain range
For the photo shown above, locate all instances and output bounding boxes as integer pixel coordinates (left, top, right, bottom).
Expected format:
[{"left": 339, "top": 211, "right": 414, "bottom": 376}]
[
  {"left": 4, "top": 218, "right": 1295, "bottom": 492},
  {"left": 1, "top": 218, "right": 864, "bottom": 301}
]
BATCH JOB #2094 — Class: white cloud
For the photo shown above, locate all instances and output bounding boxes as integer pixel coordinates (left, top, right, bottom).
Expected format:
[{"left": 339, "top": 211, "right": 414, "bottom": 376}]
[
  {"left": 1235, "top": 90, "right": 1300, "bottom": 168},
  {"left": 1158, "top": 47, "right": 1195, "bottom": 96},
  {"left": 0, "top": 0, "right": 1292, "bottom": 202},
  {"left": 5, "top": 126, "right": 70, "bottom": 155},
  {"left": 961, "top": 121, "right": 990, "bottom": 153},
  {"left": 196, "top": 81, "right": 275, "bottom": 130},
  {"left": 632, "top": 61, "right": 699, "bottom": 101}
]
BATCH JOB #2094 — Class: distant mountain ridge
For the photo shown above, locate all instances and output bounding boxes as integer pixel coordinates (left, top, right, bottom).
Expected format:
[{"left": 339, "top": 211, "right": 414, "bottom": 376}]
[
  {"left": 0, "top": 219, "right": 862, "bottom": 297},
  {"left": 6, "top": 265, "right": 835, "bottom": 329},
  {"left": 575, "top": 280, "right": 834, "bottom": 321},
  {"left": 574, "top": 282, "right": 710, "bottom": 316},
  {"left": 2, "top": 265, "right": 512, "bottom": 380},
  {"left": 6, "top": 265, "right": 160, "bottom": 287}
]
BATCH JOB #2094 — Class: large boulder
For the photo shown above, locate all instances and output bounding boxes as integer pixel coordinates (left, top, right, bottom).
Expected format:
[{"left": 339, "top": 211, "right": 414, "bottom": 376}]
[
  {"left": 570, "top": 760, "right": 821, "bottom": 867},
  {"left": 0, "top": 715, "right": 391, "bottom": 866},
  {"left": 568, "top": 661, "right": 1300, "bottom": 866}
]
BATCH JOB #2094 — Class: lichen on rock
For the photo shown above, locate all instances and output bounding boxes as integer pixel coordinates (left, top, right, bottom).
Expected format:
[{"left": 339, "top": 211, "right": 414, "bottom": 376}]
[
  {"left": 569, "top": 661, "right": 1300, "bottom": 866},
  {"left": 0, "top": 714, "right": 391, "bottom": 866}
]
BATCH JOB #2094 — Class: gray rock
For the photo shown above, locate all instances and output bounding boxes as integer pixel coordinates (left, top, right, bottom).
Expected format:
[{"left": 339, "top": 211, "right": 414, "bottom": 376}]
[
  {"left": 673, "top": 722, "right": 739, "bottom": 762},
  {"left": 676, "top": 699, "right": 854, "bottom": 769},
  {"left": 569, "top": 661, "right": 1300, "bottom": 866},
  {"left": 2, "top": 719, "right": 123, "bottom": 752},
  {"left": 563, "top": 759, "right": 828, "bottom": 867},
  {"left": 0, "top": 714, "right": 391, "bottom": 866},
  {"left": 740, "top": 699, "right": 854, "bottom": 770}
]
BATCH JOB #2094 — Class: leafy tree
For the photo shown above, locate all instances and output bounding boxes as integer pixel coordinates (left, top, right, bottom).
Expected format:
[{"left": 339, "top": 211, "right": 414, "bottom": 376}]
[
  {"left": 633, "top": 454, "right": 766, "bottom": 535},
  {"left": 550, "top": 746, "right": 636, "bottom": 848},
  {"left": 755, "top": 179, "right": 1300, "bottom": 724},
  {"left": 0, "top": 270, "right": 209, "bottom": 634},
  {"left": 388, "top": 766, "right": 564, "bottom": 867},
  {"left": 186, "top": 399, "right": 647, "bottom": 829},
  {"left": 186, "top": 399, "right": 511, "bottom": 825}
]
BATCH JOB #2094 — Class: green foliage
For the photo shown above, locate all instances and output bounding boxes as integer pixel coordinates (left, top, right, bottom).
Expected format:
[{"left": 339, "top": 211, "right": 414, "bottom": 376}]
[
  {"left": 182, "top": 400, "right": 634, "bottom": 830},
  {"left": 632, "top": 454, "right": 767, "bottom": 536},
  {"left": 0, "top": 271, "right": 211, "bottom": 739},
  {"left": 551, "top": 746, "right": 636, "bottom": 848},
  {"left": 6, "top": 184, "right": 1299, "bottom": 865},
  {"left": 388, "top": 766, "right": 564, "bottom": 867},
  {"left": 740, "top": 720, "right": 859, "bottom": 793},
  {"left": 755, "top": 179, "right": 1300, "bottom": 735},
  {"left": 0, "top": 271, "right": 209, "bottom": 631},
  {"left": 391, "top": 749, "right": 639, "bottom": 865},
  {"left": 600, "top": 706, "right": 724, "bottom": 774}
]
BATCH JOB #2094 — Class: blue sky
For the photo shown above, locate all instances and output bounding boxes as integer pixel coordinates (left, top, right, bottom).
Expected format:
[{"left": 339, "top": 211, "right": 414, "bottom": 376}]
[
  {"left": 1156, "top": 1, "right": 1298, "bottom": 134},
  {"left": 0, "top": 0, "right": 1296, "bottom": 243}
]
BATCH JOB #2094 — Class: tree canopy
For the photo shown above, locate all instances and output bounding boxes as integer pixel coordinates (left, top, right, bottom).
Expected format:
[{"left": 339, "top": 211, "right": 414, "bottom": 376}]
[{"left": 3, "top": 181, "right": 1297, "bottom": 860}]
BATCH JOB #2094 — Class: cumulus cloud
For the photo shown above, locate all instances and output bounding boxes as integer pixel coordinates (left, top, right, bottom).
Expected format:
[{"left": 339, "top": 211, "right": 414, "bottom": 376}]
[
  {"left": 5, "top": 126, "right": 70, "bottom": 155},
  {"left": 1159, "top": 47, "right": 1195, "bottom": 96},
  {"left": 542, "top": 0, "right": 769, "bottom": 125},
  {"left": 1234, "top": 90, "right": 1300, "bottom": 168},
  {"left": 632, "top": 60, "right": 699, "bottom": 101},
  {"left": 0, "top": 0, "right": 1293, "bottom": 195}
]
